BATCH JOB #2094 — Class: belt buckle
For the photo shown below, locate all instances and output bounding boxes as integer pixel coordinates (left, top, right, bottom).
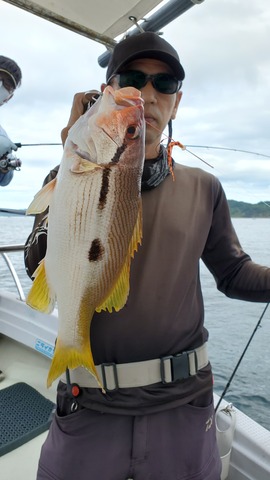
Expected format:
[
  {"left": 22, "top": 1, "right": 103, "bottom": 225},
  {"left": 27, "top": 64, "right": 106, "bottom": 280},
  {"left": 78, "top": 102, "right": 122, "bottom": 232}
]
[
  {"left": 100, "top": 362, "right": 119, "bottom": 392},
  {"left": 160, "top": 350, "right": 196, "bottom": 384}
]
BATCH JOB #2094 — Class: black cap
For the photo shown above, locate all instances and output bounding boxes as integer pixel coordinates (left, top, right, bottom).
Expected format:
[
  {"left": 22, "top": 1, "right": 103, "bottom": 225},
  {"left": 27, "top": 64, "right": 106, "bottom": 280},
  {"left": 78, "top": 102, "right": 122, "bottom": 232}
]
[{"left": 106, "top": 32, "right": 185, "bottom": 82}]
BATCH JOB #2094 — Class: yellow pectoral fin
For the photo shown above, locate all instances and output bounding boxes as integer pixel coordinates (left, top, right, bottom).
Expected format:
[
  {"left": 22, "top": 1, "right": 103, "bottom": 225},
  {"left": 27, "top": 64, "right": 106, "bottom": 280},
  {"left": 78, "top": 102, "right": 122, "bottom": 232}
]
[
  {"left": 27, "top": 177, "right": 57, "bottom": 215},
  {"left": 26, "top": 259, "right": 56, "bottom": 314},
  {"left": 96, "top": 257, "right": 131, "bottom": 314},
  {"left": 71, "top": 159, "right": 102, "bottom": 173},
  {"left": 96, "top": 202, "right": 143, "bottom": 314},
  {"left": 47, "top": 339, "right": 104, "bottom": 391},
  {"left": 129, "top": 200, "right": 143, "bottom": 258}
]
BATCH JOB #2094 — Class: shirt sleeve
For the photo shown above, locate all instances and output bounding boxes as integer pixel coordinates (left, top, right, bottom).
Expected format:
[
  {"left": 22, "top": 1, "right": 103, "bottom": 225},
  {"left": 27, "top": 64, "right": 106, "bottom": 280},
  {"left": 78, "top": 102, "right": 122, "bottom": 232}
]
[
  {"left": 0, "top": 170, "right": 14, "bottom": 186},
  {"left": 202, "top": 178, "right": 270, "bottom": 302},
  {"left": 24, "top": 165, "right": 59, "bottom": 278}
]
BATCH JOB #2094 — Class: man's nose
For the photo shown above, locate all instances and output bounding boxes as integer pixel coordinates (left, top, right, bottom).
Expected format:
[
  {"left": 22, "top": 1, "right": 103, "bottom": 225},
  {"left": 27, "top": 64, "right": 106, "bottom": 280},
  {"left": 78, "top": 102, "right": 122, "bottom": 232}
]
[{"left": 141, "top": 81, "right": 157, "bottom": 103}]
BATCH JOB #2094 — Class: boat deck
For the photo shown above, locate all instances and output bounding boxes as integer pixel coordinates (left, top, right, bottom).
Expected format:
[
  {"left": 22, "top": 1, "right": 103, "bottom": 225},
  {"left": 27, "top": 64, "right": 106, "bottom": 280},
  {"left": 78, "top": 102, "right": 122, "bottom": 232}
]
[{"left": 0, "top": 334, "right": 57, "bottom": 480}]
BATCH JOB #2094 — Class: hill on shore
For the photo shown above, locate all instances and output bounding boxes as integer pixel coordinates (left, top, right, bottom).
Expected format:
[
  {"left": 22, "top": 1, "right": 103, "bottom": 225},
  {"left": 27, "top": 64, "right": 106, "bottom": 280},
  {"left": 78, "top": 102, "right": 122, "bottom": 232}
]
[
  {"left": 228, "top": 200, "right": 270, "bottom": 217},
  {"left": 1, "top": 201, "right": 270, "bottom": 218}
]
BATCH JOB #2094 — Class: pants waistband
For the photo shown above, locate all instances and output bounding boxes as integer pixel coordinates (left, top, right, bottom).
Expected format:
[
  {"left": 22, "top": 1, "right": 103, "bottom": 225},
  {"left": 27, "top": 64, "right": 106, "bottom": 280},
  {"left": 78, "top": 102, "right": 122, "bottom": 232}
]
[{"left": 60, "top": 343, "right": 208, "bottom": 392}]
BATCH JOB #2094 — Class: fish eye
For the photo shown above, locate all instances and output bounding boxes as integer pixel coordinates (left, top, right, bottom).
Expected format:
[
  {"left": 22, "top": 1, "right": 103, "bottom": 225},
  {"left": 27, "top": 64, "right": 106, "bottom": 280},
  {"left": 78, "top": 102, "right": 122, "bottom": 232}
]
[{"left": 126, "top": 125, "right": 140, "bottom": 140}]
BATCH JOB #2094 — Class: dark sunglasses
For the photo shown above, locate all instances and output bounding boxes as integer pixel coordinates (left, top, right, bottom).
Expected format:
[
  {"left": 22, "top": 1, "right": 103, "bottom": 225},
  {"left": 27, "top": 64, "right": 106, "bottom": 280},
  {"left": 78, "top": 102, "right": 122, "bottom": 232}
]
[{"left": 113, "top": 70, "right": 182, "bottom": 94}]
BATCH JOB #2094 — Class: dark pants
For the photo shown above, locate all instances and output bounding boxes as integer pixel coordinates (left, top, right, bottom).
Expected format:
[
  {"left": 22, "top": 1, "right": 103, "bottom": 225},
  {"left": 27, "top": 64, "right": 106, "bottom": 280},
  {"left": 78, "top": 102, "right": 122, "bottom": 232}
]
[{"left": 36, "top": 401, "right": 221, "bottom": 480}]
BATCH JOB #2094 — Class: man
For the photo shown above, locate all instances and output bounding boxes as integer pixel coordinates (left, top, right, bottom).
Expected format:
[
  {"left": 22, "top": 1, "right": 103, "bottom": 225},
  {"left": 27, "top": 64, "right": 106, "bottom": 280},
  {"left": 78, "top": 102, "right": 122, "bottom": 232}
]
[
  {"left": 0, "top": 56, "right": 22, "bottom": 383},
  {"left": 0, "top": 55, "right": 22, "bottom": 186},
  {"left": 25, "top": 32, "right": 270, "bottom": 480}
]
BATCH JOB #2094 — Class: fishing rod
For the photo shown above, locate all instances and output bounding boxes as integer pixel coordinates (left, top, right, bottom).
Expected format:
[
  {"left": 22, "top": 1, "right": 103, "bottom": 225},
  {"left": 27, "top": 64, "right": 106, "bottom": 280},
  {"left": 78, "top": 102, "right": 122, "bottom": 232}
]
[
  {"left": 0, "top": 142, "right": 61, "bottom": 173},
  {"left": 0, "top": 208, "right": 26, "bottom": 216},
  {"left": 185, "top": 145, "right": 270, "bottom": 160},
  {"left": 215, "top": 302, "right": 269, "bottom": 412},
  {"left": 14, "top": 142, "right": 270, "bottom": 160},
  {"left": 15, "top": 142, "right": 62, "bottom": 147}
]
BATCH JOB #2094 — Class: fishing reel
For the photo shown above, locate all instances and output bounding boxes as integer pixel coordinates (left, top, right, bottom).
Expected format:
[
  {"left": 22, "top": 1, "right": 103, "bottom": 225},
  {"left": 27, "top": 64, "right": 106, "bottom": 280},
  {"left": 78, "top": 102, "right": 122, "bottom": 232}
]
[{"left": 0, "top": 152, "right": 22, "bottom": 171}]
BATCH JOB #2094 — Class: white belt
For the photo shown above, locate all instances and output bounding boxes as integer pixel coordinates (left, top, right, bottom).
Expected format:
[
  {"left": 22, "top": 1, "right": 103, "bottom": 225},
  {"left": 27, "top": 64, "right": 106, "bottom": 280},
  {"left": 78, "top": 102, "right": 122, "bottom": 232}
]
[{"left": 61, "top": 343, "right": 208, "bottom": 392}]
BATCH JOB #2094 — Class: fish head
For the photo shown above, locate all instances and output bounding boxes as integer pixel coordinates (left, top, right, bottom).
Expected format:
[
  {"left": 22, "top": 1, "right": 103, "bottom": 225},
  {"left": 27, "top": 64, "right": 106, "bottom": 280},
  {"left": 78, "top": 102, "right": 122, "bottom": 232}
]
[{"left": 65, "top": 86, "right": 145, "bottom": 173}]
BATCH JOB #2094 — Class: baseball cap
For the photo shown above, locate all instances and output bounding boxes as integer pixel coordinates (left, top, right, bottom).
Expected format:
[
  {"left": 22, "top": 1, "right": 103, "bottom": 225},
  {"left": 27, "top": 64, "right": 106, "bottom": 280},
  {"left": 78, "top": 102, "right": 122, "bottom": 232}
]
[{"left": 106, "top": 31, "right": 185, "bottom": 82}]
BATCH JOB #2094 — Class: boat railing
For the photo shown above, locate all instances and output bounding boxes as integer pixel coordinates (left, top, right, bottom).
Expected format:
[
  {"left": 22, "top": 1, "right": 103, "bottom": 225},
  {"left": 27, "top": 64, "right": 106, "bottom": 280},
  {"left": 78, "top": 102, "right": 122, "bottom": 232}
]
[{"left": 0, "top": 244, "right": 25, "bottom": 302}]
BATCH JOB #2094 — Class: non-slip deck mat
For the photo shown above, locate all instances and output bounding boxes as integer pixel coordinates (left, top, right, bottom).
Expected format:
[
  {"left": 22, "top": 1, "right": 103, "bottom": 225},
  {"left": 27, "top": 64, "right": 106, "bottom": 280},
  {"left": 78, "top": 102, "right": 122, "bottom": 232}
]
[{"left": 0, "top": 382, "right": 55, "bottom": 456}]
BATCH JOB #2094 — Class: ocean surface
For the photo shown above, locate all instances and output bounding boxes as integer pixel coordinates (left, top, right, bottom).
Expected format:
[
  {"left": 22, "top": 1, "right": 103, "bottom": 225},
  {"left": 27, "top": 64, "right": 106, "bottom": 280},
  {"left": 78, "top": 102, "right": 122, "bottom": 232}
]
[{"left": 0, "top": 216, "right": 270, "bottom": 431}]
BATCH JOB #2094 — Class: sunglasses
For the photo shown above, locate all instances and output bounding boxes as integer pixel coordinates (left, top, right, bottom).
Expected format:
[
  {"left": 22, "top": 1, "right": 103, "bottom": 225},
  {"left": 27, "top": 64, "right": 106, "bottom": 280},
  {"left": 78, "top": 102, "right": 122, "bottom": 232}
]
[{"left": 113, "top": 70, "right": 182, "bottom": 94}]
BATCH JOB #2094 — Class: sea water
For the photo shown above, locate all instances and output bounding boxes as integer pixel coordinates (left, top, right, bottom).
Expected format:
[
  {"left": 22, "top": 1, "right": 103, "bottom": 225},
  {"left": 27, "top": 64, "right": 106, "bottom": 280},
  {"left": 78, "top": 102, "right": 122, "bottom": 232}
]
[
  {"left": 0, "top": 215, "right": 269, "bottom": 431},
  {"left": 201, "top": 218, "right": 270, "bottom": 432}
]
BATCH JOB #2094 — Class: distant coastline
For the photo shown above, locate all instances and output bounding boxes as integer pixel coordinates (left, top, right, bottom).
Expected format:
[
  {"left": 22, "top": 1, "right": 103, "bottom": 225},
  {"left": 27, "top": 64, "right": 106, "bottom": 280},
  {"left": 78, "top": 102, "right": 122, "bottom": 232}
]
[
  {"left": 1, "top": 201, "right": 270, "bottom": 218},
  {"left": 228, "top": 200, "right": 270, "bottom": 217}
]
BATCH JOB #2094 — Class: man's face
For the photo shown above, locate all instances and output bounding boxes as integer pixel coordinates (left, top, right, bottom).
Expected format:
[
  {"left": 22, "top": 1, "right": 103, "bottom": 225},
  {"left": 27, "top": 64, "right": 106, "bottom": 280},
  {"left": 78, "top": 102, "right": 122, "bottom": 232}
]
[
  {"left": 0, "top": 74, "right": 16, "bottom": 106},
  {"left": 107, "top": 58, "right": 182, "bottom": 158}
]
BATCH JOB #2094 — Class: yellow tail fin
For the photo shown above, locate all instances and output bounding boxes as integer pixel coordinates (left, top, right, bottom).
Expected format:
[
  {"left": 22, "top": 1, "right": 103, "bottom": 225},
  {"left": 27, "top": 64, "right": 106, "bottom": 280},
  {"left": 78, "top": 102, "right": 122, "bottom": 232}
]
[{"left": 47, "top": 338, "right": 103, "bottom": 390}]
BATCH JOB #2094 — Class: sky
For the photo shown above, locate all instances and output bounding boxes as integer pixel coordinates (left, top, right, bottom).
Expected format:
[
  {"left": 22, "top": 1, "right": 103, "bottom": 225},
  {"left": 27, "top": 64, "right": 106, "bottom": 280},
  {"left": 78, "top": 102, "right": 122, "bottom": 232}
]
[{"left": 1, "top": 0, "right": 270, "bottom": 208}]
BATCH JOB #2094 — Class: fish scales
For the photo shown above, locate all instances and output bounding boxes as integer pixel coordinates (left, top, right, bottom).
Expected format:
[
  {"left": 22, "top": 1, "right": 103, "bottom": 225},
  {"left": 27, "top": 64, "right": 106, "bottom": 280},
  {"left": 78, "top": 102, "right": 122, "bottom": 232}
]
[
  {"left": 47, "top": 166, "right": 136, "bottom": 321},
  {"left": 26, "top": 86, "right": 145, "bottom": 390}
]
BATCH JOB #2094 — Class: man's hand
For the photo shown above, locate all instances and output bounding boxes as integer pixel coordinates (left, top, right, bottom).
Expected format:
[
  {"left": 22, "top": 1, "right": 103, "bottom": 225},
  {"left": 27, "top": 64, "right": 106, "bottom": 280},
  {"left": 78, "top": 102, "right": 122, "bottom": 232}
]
[
  {"left": 0, "top": 135, "right": 18, "bottom": 159},
  {"left": 61, "top": 90, "right": 101, "bottom": 145}
]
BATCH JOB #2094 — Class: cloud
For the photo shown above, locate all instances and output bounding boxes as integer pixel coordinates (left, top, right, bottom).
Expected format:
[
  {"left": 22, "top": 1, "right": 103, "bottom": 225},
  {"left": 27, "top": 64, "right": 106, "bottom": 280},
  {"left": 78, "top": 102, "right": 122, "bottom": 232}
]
[{"left": 1, "top": 0, "right": 270, "bottom": 207}]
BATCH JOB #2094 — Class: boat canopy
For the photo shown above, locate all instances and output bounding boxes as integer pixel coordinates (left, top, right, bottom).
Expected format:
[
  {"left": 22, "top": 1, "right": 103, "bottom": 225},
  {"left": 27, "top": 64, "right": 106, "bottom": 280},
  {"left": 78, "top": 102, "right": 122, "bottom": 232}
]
[{"left": 3, "top": 0, "right": 205, "bottom": 49}]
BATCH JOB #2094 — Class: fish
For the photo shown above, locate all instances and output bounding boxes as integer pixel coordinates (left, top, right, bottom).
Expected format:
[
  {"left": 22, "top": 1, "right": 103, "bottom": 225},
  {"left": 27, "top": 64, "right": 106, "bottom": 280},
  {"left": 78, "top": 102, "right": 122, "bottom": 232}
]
[{"left": 26, "top": 85, "right": 145, "bottom": 390}]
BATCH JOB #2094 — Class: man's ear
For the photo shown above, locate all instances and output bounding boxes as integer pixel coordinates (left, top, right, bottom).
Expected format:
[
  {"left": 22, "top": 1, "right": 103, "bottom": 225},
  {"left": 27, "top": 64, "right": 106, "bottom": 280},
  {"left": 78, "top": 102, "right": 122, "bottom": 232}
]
[{"left": 171, "top": 91, "right": 182, "bottom": 120}]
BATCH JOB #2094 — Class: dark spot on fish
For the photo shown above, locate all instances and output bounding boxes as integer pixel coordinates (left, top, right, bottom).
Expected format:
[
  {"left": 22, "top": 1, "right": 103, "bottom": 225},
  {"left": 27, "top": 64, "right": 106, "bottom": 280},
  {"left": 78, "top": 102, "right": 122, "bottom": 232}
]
[
  {"left": 111, "top": 143, "right": 127, "bottom": 164},
  {"left": 99, "top": 167, "right": 111, "bottom": 210},
  {"left": 88, "top": 239, "right": 104, "bottom": 261}
]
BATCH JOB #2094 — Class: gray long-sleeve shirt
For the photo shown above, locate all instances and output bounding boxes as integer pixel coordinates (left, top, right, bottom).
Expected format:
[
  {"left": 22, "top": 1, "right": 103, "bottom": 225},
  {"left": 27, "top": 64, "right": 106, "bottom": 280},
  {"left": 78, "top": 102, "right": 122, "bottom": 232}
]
[{"left": 25, "top": 162, "right": 270, "bottom": 414}]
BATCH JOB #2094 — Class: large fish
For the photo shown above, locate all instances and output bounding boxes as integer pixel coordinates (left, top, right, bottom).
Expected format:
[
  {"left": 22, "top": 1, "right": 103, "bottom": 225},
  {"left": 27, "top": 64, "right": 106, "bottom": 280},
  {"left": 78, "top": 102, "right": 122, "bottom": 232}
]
[{"left": 26, "top": 86, "right": 145, "bottom": 390}]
